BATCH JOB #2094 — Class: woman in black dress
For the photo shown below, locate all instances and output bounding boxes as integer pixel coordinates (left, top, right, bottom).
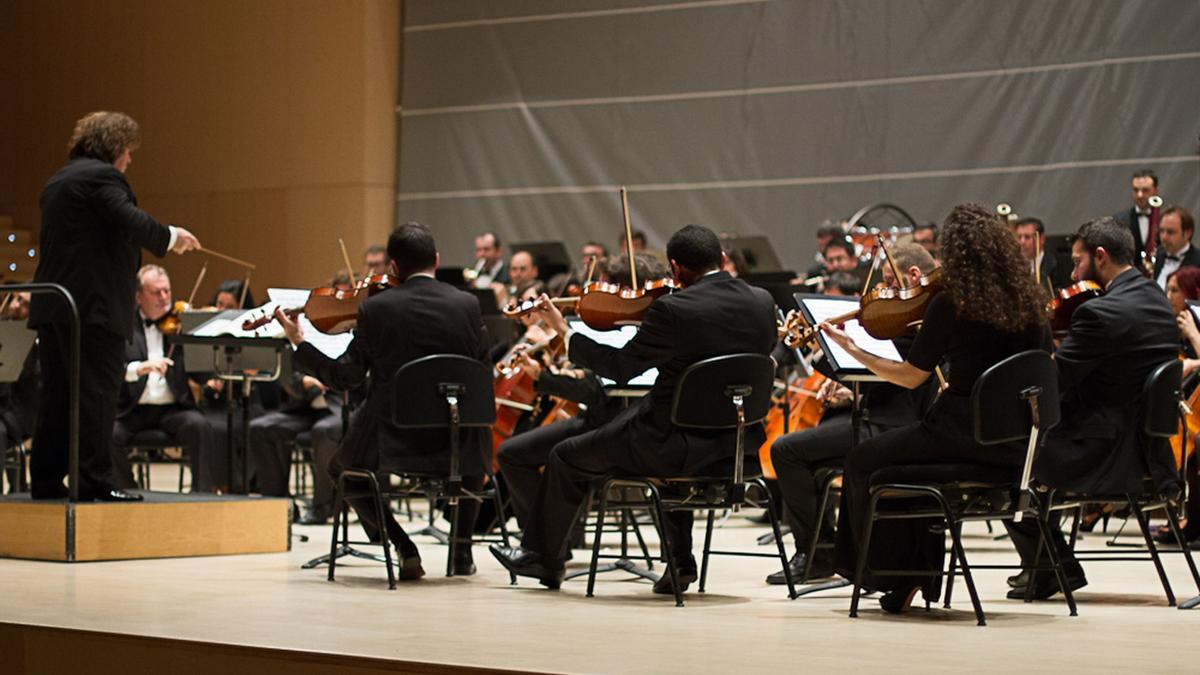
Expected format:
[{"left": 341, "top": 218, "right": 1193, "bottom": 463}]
[{"left": 820, "top": 203, "right": 1050, "bottom": 613}]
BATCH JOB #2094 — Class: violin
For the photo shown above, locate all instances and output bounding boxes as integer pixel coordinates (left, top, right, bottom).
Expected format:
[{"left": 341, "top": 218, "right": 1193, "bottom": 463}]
[
  {"left": 780, "top": 266, "right": 943, "bottom": 347},
  {"left": 1047, "top": 280, "right": 1103, "bottom": 338},
  {"left": 242, "top": 274, "right": 398, "bottom": 335},
  {"left": 155, "top": 300, "right": 191, "bottom": 335},
  {"left": 502, "top": 278, "right": 677, "bottom": 330}
]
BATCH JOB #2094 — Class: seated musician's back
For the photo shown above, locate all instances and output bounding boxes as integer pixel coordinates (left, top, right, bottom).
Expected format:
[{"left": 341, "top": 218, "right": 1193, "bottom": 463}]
[{"left": 282, "top": 222, "right": 489, "bottom": 578}]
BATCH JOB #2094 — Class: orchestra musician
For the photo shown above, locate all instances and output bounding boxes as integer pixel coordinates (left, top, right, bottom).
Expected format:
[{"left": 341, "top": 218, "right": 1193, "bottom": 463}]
[
  {"left": 1112, "top": 169, "right": 1161, "bottom": 262},
  {"left": 1005, "top": 217, "right": 1179, "bottom": 599},
  {"left": 364, "top": 244, "right": 388, "bottom": 277},
  {"left": 111, "top": 265, "right": 219, "bottom": 493},
  {"left": 1, "top": 293, "right": 39, "bottom": 493},
  {"left": 28, "top": 111, "right": 201, "bottom": 500},
  {"left": 496, "top": 253, "right": 667, "bottom": 532},
  {"left": 1013, "top": 217, "right": 1061, "bottom": 288},
  {"left": 765, "top": 242, "right": 938, "bottom": 585},
  {"left": 275, "top": 223, "right": 491, "bottom": 579},
  {"left": 469, "top": 231, "right": 510, "bottom": 289},
  {"left": 489, "top": 225, "right": 777, "bottom": 594},
  {"left": 1152, "top": 206, "right": 1200, "bottom": 289},
  {"left": 818, "top": 204, "right": 1050, "bottom": 613},
  {"left": 1160, "top": 266, "right": 1200, "bottom": 547}
]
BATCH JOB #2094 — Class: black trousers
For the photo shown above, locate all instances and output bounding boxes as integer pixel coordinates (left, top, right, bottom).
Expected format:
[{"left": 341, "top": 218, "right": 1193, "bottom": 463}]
[
  {"left": 520, "top": 407, "right": 694, "bottom": 568},
  {"left": 31, "top": 323, "right": 125, "bottom": 497},
  {"left": 111, "top": 404, "right": 217, "bottom": 491},
  {"left": 498, "top": 416, "right": 589, "bottom": 530},
  {"left": 833, "top": 418, "right": 1023, "bottom": 596},
  {"left": 327, "top": 450, "right": 482, "bottom": 557},
  {"left": 309, "top": 413, "right": 343, "bottom": 516},
  {"left": 248, "top": 408, "right": 333, "bottom": 498},
  {"left": 1004, "top": 515, "right": 1083, "bottom": 581},
  {"left": 771, "top": 412, "right": 882, "bottom": 555}
]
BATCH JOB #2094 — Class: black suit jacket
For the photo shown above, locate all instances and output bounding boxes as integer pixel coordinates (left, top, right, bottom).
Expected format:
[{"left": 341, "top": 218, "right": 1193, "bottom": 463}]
[
  {"left": 1037, "top": 268, "right": 1179, "bottom": 494},
  {"left": 292, "top": 275, "right": 490, "bottom": 476},
  {"left": 568, "top": 271, "right": 777, "bottom": 471},
  {"left": 117, "top": 320, "right": 196, "bottom": 417},
  {"left": 1151, "top": 244, "right": 1200, "bottom": 283},
  {"left": 1113, "top": 206, "right": 1154, "bottom": 260},
  {"left": 30, "top": 158, "right": 173, "bottom": 337}
]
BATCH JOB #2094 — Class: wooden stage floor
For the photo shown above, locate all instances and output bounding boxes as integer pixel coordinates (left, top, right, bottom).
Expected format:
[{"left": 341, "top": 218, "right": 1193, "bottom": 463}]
[{"left": 2, "top": 508, "right": 1199, "bottom": 674}]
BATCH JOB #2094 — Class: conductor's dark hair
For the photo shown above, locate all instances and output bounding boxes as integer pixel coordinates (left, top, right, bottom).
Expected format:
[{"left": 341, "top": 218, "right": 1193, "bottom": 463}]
[
  {"left": 666, "top": 224, "right": 723, "bottom": 271},
  {"left": 388, "top": 222, "right": 437, "bottom": 275},
  {"left": 1015, "top": 217, "right": 1045, "bottom": 235},
  {"left": 1075, "top": 216, "right": 1134, "bottom": 266},
  {"left": 1132, "top": 168, "right": 1159, "bottom": 187}
]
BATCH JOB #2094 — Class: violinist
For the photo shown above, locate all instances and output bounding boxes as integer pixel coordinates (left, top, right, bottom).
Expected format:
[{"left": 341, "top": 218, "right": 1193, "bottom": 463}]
[
  {"left": 1161, "top": 266, "right": 1200, "bottom": 547},
  {"left": 364, "top": 244, "right": 388, "bottom": 277},
  {"left": 1007, "top": 217, "right": 1178, "bottom": 599},
  {"left": 490, "top": 225, "right": 777, "bottom": 594},
  {"left": 819, "top": 204, "right": 1050, "bottom": 613},
  {"left": 29, "top": 111, "right": 202, "bottom": 501},
  {"left": 276, "top": 223, "right": 491, "bottom": 579},
  {"left": 765, "top": 242, "right": 937, "bottom": 585},
  {"left": 1153, "top": 206, "right": 1200, "bottom": 289},
  {"left": 111, "top": 266, "right": 219, "bottom": 493},
  {"left": 496, "top": 253, "right": 667, "bottom": 533},
  {"left": 494, "top": 250, "right": 540, "bottom": 309}
]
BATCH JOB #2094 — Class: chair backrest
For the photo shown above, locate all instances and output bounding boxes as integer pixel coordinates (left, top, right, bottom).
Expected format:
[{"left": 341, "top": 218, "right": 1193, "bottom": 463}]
[
  {"left": 972, "top": 350, "right": 1060, "bottom": 445},
  {"left": 1141, "top": 359, "right": 1182, "bottom": 438},
  {"left": 391, "top": 354, "right": 495, "bottom": 429},
  {"left": 670, "top": 354, "right": 774, "bottom": 429}
]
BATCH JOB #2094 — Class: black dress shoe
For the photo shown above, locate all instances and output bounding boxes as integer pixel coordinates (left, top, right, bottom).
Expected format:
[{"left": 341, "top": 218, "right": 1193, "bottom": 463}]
[
  {"left": 1007, "top": 569, "right": 1030, "bottom": 588},
  {"left": 766, "top": 551, "right": 835, "bottom": 585},
  {"left": 652, "top": 566, "right": 699, "bottom": 595},
  {"left": 879, "top": 586, "right": 922, "bottom": 614},
  {"left": 298, "top": 511, "right": 331, "bottom": 526},
  {"left": 397, "top": 553, "right": 426, "bottom": 581},
  {"left": 452, "top": 552, "right": 477, "bottom": 576},
  {"left": 1007, "top": 572, "right": 1087, "bottom": 600},
  {"left": 95, "top": 489, "right": 144, "bottom": 502},
  {"left": 488, "top": 544, "right": 563, "bottom": 589}
]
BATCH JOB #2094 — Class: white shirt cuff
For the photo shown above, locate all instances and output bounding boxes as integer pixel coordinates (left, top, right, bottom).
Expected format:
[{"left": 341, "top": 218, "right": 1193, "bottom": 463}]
[
  {"left": 125, "top": 361, "right": 142, "bottom": 382},
  {"left": 167, "top": 225, "right": 178, "bottom": 251}
]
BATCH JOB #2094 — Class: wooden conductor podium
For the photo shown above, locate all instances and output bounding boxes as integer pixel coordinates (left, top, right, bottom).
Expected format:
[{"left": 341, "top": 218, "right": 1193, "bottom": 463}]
[
  {"left": 0, "top": 492, "right": 290, "bottom": 562},
  {"left": 0, "top": 284, "right": 291, "bottom": 563}
]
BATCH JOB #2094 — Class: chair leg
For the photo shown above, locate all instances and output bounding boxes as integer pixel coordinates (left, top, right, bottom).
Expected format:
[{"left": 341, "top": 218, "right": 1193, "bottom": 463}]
[
  {"left": 370, "top": 475, "right": 396, "bottom": 590},
  {"left": 446, "top": 498, "right": 460, "bottom": 578},
  {"left": 805, "top": 477, "right": 836, "bottom": 583},
  {"left": 489, "top": 476, "right": 516, "bottom": 584},
  {"left": 328, "top": 476, "right": 345, "bottom": 582},
  {"left": 759, "top": 479, "right": 797, "bottom": 599},
  {"left": 1130, "top": 497, "right": 1175, "bottom": 606},
  {"left": 1163, "top": 500, "right": 1200, "bottom": 594},
  {"left": 698, "top": 509, "right": 715, "bottom": 593},
  {"left": 646, "top": 484, "right": 683, "bottom": 607},
  {"left": 627, "top": 508, "right": 655, "bottom": 570},
  {"left": 849, "top": 491, "right": 880, "bottom": 619},
  {"left": 944, "top": 513, "right": 985, "bottom": 626},
  {"left": 943, "top": 531, "right": 958, "bottom": 609},
  {"left": 586, "top": 484, "right": 611, "bottom": 598},
  {"left": 1033, "top": 496, "right": 1078, "bottom": 617}
]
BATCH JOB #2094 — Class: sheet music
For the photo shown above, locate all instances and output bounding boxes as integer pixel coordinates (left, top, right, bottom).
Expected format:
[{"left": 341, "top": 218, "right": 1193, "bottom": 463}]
[
  {"left": 567, "top": 318, "right": 658, "bottom": 387},
  {"left": 190, "top": 305, "right": 284, "bottom": 339},
  {"left": 267, "top": 288, "right": 354, "bottom": 359},
  {"left": 799, "top": 297, "right": 902, "bottom": 371}
]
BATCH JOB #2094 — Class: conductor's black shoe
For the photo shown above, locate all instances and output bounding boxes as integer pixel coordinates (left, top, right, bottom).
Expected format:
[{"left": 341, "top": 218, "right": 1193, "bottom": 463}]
[
  {"left": 1006, "top": 572, "right": 1087, "bottom": 600},
  {"left": 95, "top": 488, "right": 144, "bottom": 502},
  {"left": 766, "top": 551, "right": 834, "bottom": 585},
  {"left": 488, "top": 544, "right": 563, "bottom": 589},
  {"left": 653, "top": 557, "right": 698, "bottom": 595}
]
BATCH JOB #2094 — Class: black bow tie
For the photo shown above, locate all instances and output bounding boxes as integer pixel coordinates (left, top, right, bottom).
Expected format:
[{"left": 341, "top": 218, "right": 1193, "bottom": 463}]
[
  {"left": 143, "top": 317, "right": 157, "bottom": 328},
  {"left": 1166, "top": 254, "right": 1183, "bottom": 263}
]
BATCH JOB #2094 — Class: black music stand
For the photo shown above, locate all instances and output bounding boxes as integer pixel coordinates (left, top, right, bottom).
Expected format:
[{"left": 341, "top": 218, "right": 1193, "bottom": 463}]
[
  {"left": 0, "top": 320, "right": 36, "bottom": 494},
  {"left": 170, "top": 331, "right": 289, "bottom": 494},
  {"left": 786, "top": 292, "right": 895, "bottom": 596}
]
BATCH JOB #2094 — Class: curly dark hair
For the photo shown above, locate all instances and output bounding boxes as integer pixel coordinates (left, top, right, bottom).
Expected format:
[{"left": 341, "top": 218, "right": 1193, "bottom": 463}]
[
  {"left": 939, "top": 203, "right": 1045, "bottom": 331},
  {"left": 67, "top": 111, "right": 141, "bottom": 163}
]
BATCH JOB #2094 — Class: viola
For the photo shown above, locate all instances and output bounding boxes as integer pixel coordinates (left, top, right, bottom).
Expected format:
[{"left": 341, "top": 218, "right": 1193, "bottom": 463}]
[
  {"left": 757, "top": 370, "right": 827, "bottom": 479},
  {"left": 1047, "top": 280, "right": 1103, "bottom": 338},
  {"left": 1170, "top": 373, "right": 1200, "bottom": 468},
  {"left": 242, "top": 274, "right": 399, "bottom": 334}
]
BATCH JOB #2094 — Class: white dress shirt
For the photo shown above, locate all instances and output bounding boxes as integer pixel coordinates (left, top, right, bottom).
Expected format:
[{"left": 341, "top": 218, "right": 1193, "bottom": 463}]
[
  {"left": 125, "top": 312, "right": 176, "bottom": 405},
  {"left": 1157, "top": 242, "right": 1191, "bottom": 290},
  {"left": 1137, "top": 210, "right": 1151, "bottom": 249}
]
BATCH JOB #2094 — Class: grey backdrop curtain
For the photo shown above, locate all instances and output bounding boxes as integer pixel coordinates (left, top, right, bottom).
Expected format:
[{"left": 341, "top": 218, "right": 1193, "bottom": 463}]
[{"left": 397, "top": 0, "right": 1200, "bottom": 271}]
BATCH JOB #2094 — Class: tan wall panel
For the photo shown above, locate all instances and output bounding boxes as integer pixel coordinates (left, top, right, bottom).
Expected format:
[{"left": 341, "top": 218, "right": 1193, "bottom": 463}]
[{"left": 0, "top": 0, "right": 398, "bottom": 290}]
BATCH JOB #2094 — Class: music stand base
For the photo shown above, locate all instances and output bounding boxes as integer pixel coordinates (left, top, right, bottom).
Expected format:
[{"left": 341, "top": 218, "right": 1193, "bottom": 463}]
[
  {"left": 301, "top": 544, "right": 389, "bottom": 569},
  {"left": 1180, "top": 595, "right": 1200, "bottom": 610},
  {"left": 565, "top": 557, "right": 660, "bottom": 582},
  {"left": 791, "top": 577, "right": 853, "bottom": 597}
]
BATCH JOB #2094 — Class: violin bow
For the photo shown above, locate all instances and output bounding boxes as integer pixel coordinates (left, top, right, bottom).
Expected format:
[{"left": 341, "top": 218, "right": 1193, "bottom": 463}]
[
  {"left": 185, "top": 261, "right": 208, "bottom": 308},
  {"left": 859, "top": 241, "right": 881, "bottom": 296},
  {"left": 620, "top": 187, "right": 638, "bottom": 289},
  {"left": 338, "top": 238, "right": 358, "bottom": 287},
  {"left": 237, "top": 271, "right": 252, "bottom": 309}
]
